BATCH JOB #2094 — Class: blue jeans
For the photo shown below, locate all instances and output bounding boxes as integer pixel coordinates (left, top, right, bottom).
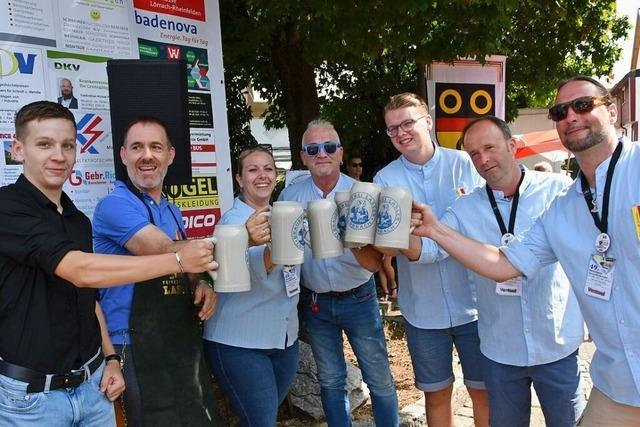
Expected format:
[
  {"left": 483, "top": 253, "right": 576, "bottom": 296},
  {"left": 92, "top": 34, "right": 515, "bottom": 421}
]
[
  {"left": 302, "top": 278, "right": 399, "bottom": 427},
  {"left": 203, "top": 339, "right": 299, "bottom": 427},
  {"left": 0, "top": 362, "right": 115, "bottom": 426},
  {"left": 405, "top": 320, "right": 485, "bottom": 391},
  {"left": 482, "top": 349, "right": 585, "bottom": 427}
]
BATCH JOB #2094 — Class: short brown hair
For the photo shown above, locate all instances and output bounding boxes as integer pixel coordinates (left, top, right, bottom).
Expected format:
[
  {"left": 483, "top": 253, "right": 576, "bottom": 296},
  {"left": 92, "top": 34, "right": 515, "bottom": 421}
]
[
  {"left": 384, "top": 93, "right": 429, "bottom": 115},
  {"left": 237, "top": 146, "right": 275, "bottom": 176},
  {"left": 123, "top": 116, "right": 171, "bottom": 147},
  {"left": 15, "top": 101, "right": 76, "bottom": 140},
  {"left": 556, "top": 75, "right": 613, "bottom": 102},
  {"left": 461, "top": 115, "right": 512, "bottom": 144}
]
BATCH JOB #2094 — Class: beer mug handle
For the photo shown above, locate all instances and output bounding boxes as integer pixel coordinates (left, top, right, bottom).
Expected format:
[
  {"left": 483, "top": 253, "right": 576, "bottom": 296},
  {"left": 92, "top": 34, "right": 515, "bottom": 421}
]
[
  {"left": 303, "top": 209, "right": 311, "bottom": 248},
  {"left": 258, "top": 211, "right": 272, "bottom": 250},
  {"left": 208, "top": 236, "right": 217, "bottom": 281}
]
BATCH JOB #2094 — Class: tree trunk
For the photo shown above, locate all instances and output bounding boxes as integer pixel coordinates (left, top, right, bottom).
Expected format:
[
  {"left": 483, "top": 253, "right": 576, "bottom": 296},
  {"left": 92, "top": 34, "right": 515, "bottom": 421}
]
[
  {"left": 416, "top": 59, "right": 428, "bottom": 101},
  {"left": 271, "top": 26, "right": 320, "bottom": 170}
]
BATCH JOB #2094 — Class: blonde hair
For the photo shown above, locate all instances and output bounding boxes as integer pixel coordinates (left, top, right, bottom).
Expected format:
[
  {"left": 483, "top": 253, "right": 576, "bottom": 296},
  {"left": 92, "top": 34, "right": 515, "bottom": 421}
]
[
  {"left": 236, "top": 146, "right": 275, "bottom": 176},
  {"left": 384, "top": 92, "right": 429, "bottom": 115}
]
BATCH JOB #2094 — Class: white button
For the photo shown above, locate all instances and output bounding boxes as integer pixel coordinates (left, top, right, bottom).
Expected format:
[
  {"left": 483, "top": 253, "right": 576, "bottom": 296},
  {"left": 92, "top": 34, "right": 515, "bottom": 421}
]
[
  {"left": 620, "top": 319, "right": 625, "bottom": 324},
  {"left": 524, "top": 328, "right": 530, "bottom": 333}
]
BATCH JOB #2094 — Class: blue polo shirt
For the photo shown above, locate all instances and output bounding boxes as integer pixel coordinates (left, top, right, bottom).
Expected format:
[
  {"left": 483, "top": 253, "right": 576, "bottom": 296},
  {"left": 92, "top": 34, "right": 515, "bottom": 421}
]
[{"left": 92, "top": 180, "right": 185, "bottom": 344}]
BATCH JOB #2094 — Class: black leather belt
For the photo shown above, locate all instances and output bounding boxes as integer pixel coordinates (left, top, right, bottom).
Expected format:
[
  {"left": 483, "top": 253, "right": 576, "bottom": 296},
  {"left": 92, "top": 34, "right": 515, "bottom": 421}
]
[
  {"left": 321, "top": 282, "right": 367, "bottom": 298},
  {"left": 0, "top": 353, "right": 104, "bottom": 393}
]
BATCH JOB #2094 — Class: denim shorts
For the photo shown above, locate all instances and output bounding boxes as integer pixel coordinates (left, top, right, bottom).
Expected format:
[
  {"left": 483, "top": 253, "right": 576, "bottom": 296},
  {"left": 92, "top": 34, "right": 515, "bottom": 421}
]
[{"left": 405, "top": 320, "right": 485, "bottom": 392}]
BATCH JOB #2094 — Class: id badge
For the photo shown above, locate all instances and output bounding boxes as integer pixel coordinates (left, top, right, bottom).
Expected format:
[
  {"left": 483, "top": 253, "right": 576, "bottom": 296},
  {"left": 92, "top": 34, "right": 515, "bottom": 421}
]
[
  {"left": 584, "top": 254, "right": 616, "bottom": 301},
  {"left": 495, "top": 276, "right": 523, "bottom": 296},
  {"left": 283, "top": 265, "right": 300, "bottom": 297}
]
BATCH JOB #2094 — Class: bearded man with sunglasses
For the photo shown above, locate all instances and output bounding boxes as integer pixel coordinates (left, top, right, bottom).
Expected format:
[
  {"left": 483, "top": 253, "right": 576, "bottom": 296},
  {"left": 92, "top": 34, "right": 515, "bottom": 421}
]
[
  {"left": 411, "top": 76, "right": 640, "bottom": 426},
  {"left": 372, "top": 92, "right": 487, "bottom": 427},
  {"left": 278, "top": 118, "right": 399, "bottom": 426}
]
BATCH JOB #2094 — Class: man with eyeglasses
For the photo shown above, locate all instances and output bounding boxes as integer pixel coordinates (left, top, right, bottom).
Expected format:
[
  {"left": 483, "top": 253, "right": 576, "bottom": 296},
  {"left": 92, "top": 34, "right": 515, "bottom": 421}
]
[
  {"left": 373, "top": 92, "right": 487, "bottom": 427},
  {"left": 346, "top": 154, "right": 364, "bottom": 181},
  {"left": 278, "top": 118, "right": 399, "bottom": 426},
  {"left": 411, "top": 75, "right": 640, "bottom": 426}
]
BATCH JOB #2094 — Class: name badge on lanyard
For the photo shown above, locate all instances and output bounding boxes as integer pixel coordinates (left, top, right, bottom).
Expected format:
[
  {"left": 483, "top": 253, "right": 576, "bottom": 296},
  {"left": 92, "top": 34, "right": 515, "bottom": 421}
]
[
  {"left": 584, "top": 254, "right": 616, "bottom": 300},
  {"left": 283, "top": 265, "right": 300, "bottom": 297},
  {"left": 579, "top": 141, "right": 623, "bottom": 301},
  {"left": 496, "top": 276, "right": 523, "bottom": 296},
  {"left": 487, "top": 170, "right": 525, "bottom": 298}
]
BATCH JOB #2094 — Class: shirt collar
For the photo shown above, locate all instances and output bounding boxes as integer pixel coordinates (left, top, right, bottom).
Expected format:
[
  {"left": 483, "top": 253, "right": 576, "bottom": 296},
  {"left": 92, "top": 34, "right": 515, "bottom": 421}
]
[
  {"left": 234, "top": 196, "right": 260, "bottom": 214},
  {"left": 117, "top": 179, "right": 168, "bottom": 206},
  {"left": 310, "top": 173, "right": 351, "bottom": 199},
  {"left": 399, "top": 142, "right": 441, "bottom": 172},
  {"left": 488, "top": 165, "right": 530, "bottom": 200},
  {"left": 572, "top": 137, "right": 627, "bottom": 194},
  {"left": 16, "top": 174, "right": 78, "bottom": 215}
]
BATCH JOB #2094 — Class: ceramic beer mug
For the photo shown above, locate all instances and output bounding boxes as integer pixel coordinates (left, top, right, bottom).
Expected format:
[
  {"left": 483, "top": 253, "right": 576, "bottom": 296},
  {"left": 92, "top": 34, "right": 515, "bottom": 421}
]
[
  {"left": 334, "top": 191, "right": 361, "bottom": 248},
  {"left": 208, "top": 224, "right": 251, "bottom": 292},
  {"left": 345, "top": 182, "right": 382, "bottom": 245},
  {"left": 375, "top": 186, "right": 413, "bottom": 249},
  {"left": 263, "top": 201, "right": 306, "bottom": 265},
  {"left": 307, "top": 199, "right": 344, "bottom": 259}
]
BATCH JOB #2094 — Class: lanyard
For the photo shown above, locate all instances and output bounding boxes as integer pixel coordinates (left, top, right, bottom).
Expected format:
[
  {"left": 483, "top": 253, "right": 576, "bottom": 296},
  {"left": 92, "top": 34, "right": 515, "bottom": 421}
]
[
  {"left": 579, "top": 142, "right": 622, "bottom": 236},
  {"left": 486, "top": 170, "right": 525, "bottom": 238},
  {"left": 125, "top": 179, "right": 186, "bottom": 240}
]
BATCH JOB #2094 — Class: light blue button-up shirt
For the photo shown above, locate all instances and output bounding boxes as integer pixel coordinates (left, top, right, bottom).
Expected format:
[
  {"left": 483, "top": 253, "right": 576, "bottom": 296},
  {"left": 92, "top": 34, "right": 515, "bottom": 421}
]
[
  {"left": 203, "top": 197, "right": 299, "bottom": 349},
  {"left": 373, "top": 146, "right": 484, "bottom": 329},
  {"left": 503, "top": 140, "right": 640, "bottom": 406},
  {"left": 278, "top": 174, "right": 372, "bottom": 292},
  {"left": 421, "top": 168, "right": 583, "bottom": 366}
]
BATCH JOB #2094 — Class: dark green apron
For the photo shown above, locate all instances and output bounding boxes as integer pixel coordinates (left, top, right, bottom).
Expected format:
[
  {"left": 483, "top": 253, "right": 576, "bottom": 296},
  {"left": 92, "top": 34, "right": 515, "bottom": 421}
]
[
  {"left": 130, "top": 273, "right": 218, "bottom": 426},
  {"left": 125, "top": 180, "right": 218, "bottom": 426}
]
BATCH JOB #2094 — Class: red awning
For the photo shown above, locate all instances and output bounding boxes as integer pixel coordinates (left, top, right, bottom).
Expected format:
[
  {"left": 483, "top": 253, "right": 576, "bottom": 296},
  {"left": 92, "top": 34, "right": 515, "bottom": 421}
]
[{"left": 515, "top": 129, "right": 571, "bottom": 160}]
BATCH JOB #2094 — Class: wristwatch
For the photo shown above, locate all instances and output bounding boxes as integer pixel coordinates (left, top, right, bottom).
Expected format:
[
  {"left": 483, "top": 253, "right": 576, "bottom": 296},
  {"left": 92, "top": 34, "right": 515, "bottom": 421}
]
[{"left": 105, "top": 353, "right": 122, "bottom": 364}]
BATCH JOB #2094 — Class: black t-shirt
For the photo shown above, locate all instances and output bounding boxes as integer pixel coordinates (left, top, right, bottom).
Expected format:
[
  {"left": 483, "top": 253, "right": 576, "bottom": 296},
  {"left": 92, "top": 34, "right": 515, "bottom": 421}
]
[{"left": 0, "top": 174, "right": 101, "bottom": 373}]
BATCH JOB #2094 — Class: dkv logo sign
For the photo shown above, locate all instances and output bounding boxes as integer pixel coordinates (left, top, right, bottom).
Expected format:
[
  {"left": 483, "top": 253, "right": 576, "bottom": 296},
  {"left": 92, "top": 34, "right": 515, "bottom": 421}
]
[{"left": 0, "top": 49, "right": 37, "bottom": 77}]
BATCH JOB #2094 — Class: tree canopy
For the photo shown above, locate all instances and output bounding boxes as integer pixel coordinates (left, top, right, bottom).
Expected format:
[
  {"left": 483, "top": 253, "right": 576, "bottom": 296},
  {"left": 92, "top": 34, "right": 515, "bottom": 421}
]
[{"left": 219, "top": 0, "right": 629, "bottom": 173}]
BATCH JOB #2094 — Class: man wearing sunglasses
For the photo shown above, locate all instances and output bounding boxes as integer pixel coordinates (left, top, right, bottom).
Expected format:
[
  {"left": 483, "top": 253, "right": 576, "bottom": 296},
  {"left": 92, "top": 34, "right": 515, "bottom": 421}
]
[
  {"left": 279, "top": 119, "right": 399, "bottom": 426},
  {"left": 346, "top": 154, "right": 364, "bottom": 181},
  {"left": 411, "top": 76, "right": 640, "bottom": 426},
  {"left": 373, "top": 93, "right": 487, "bottom": 427}
]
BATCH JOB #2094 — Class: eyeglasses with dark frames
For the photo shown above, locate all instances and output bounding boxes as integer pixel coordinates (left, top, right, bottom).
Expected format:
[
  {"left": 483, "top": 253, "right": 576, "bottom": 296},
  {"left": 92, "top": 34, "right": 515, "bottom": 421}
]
[
  {"left": 385, "top": 116, "right": 425, "bottom": 137},
  {"left": 350, "top": 162, "right": 363, "bottom": 167},
  {"left": 548, "top": 96, "right": 611, "bottom": 122},
  {"left": 302, "top": 141, "right": 341, "bottom": 156}
]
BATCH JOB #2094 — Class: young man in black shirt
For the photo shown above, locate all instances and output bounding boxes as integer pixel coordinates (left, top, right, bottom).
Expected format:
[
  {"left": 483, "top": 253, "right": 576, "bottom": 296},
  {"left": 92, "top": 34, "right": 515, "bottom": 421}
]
[{"left": 0, "top": 101, "right": 216, "bottom": 425}]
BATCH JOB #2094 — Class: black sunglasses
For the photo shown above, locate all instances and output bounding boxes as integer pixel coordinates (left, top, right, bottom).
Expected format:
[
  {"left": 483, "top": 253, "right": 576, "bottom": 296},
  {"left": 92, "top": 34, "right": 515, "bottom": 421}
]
[
  {"left": 350, "top": 162, "right": 363, "bottom": 167},
  {"left": 302, "top": 141, "right": 341, "bottom": 156},
  {"left": 548, "top": 96, "right": 611, "bottom": 122}
]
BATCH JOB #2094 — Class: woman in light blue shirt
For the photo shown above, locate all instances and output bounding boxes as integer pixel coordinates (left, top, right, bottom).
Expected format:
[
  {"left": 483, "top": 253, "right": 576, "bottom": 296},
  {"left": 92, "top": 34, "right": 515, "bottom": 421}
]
[{"left": 203, "top": 147, "right": 299, "bottom": 426}]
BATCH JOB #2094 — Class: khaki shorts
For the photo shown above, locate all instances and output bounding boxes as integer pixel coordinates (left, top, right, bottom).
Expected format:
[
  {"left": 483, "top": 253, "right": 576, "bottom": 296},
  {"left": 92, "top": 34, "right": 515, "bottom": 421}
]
[{"left": 578, "top": 387, "right": 640, "bottom": 427}]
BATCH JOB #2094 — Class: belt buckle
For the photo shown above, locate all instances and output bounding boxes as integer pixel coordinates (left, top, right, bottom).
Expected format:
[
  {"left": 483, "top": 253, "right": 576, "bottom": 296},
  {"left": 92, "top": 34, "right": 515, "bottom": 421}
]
[{"left": 64, "top": 369, "right": 86, "bottom": 387}]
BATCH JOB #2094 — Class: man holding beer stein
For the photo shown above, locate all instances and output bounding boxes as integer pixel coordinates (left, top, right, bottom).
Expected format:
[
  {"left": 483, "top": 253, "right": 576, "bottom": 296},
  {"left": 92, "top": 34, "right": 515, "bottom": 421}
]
[{"left": 277, "top": 119, "right": 399, "bottom": 426}]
